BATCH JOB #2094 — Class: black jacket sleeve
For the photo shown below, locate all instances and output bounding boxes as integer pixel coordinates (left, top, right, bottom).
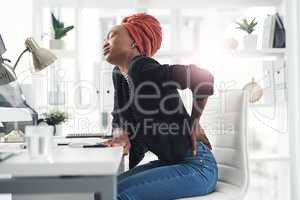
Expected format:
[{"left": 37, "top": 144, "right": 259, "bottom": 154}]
[
  {"left": 111, "top": 66, "right": 148, "bottom": 169},
  {"left": 169, "top": 64, "right": 214, "bottom": 99},
  {"left": 128, "top": 56, "right": 214, "bottom": 100}
]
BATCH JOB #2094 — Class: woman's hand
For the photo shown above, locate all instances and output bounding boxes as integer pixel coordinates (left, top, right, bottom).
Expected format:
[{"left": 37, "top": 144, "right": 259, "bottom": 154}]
[
  {"left": 190, "top": 97, "right": 212, "bottom": 156},
  {"left": 103, "top": 132, "right": 131, "bottom": 155},
  {"left": 191, "top": 122, "right": 212, "bottom": 156}
]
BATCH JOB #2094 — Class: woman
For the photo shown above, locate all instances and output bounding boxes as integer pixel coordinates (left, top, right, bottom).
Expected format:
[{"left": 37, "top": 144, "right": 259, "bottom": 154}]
[{"left": 103, "top": 13, "right": 218, "bottom": 200}]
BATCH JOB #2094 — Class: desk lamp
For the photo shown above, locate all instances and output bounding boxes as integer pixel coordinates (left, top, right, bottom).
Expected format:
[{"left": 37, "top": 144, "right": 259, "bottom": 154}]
[{"left": 0, "top": 34, "right": 57, "bottom": 125}]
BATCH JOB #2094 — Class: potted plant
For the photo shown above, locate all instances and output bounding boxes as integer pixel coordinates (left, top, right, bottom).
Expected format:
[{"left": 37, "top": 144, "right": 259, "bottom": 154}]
[
  {"left": 50, "top": 12, "right": 74, "bottom": 49},
  {"left": 235, "top": 18, "right": 258, "bottom": 49},
  {"left": 43, "top": 110, "right": 69, "bottom": 136}
]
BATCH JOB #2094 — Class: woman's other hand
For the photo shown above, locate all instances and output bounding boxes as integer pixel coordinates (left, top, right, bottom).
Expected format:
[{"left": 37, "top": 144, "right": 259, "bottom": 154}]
[
  {"left": 191, "top": 123, "right": 212, "bottom": 156},
  {"left": 103, "top": 132, "right": 131, "bottom": 155}
]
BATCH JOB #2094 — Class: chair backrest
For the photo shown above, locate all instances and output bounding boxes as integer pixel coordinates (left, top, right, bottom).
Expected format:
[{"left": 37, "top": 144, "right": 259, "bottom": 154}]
[{"left": 200, "top": 89, "right": 249, "bottom": 190}]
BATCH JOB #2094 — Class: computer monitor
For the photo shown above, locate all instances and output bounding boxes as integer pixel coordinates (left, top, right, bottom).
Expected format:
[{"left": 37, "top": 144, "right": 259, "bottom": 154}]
[
  {"left": 0, "top": 85, "right": 33, "bottom": 134},
  {"left": 0, "top": 33, "right": 34, "bottom": 135},
  {"left": 0, "top": 34, "right": 6, "bottom": 57},
  {"left": 0, "top": 33, "right": 16, "bottom": 86}
]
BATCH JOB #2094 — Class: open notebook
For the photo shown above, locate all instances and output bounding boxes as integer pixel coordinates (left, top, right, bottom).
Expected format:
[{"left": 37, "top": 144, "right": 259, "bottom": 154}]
[{"left": 66, "top": 133, "right": 112, "bottom": 139}]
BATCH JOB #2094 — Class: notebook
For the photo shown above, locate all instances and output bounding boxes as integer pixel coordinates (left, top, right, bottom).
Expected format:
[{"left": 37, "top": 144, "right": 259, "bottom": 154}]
[{"left": 66, "top": 133, "right": 112, "bottom": 139}]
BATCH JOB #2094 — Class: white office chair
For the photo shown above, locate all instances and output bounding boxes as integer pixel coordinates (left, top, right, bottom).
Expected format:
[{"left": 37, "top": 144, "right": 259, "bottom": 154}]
[{"left": 179, "top": 89, "right": 249, "bottom": 200}]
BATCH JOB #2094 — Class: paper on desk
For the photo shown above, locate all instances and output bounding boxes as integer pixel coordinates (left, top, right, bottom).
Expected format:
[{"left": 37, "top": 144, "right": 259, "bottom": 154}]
[
  {"left": 0, "top": 143, "right": 26, "bottom": 153},
  {"left": 53, "top": 137, "right": 109, "bottom": 145}
]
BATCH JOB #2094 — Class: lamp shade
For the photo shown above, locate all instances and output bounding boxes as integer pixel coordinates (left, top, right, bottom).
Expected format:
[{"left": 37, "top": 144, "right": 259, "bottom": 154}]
[{"left": 25, "top": 37, "right": 57, "bottom": 71}]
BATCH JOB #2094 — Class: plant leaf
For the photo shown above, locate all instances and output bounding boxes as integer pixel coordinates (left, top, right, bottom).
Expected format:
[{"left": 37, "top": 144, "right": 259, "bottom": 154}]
[
  {"left": 51, "top": 12, "right": 60, "bottom": 31},
  {"left": 55, "top": 29, "right": 66, "bottom": 39},
  {"left": 235, "top": 22, "right": 243, "bottom": 27},
  {"left": 242, "top": 18, "right": 249, "bottom": 27},
  {"left": 64, "top": 25, "right": 74, "bottom": 33},
  {"left": 51, "top": 11, "right": 74, "bottom": 39},
  {"left": 235, "top": 17, "right": 258, "bottom": 34},
  {"left": 58, "top": 22, "right": 64, "bottom": 29},
  {"left": 51, "top": 12, "right": 67, "bottom": 37},
  {"left": 55, "top": 26, "right": 74, "bottom": 39},
  {"left": 44, "top": 110, "right": 69, "bottom": 125}
]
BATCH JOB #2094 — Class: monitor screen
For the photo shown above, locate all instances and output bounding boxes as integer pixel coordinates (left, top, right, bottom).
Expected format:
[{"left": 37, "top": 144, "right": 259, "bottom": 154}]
[
  {"left": 0, "top": 34, "right": 6, "bottom": 56},
  {"left": 0, "top": 81, "right": 26, "bottom": 107}
]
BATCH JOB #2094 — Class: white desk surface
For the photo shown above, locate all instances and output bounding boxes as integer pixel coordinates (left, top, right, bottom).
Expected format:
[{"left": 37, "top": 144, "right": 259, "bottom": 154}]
[{"left": 0, "top": 143, "right": 123, "bottom": 177}]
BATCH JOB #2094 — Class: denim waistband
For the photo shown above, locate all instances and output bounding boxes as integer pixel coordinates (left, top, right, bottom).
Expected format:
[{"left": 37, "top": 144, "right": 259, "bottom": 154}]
[{"left": 183, "top": 142, "right": 217, "bottom": 165}]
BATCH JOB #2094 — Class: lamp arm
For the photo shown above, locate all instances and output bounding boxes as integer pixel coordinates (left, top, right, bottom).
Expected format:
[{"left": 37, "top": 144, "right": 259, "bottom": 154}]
[
  {"left": 1, "top": 58, "right": 12, "bottom": 63},
  {"left": 15, "top": 81, "right": 39, "bottom": 126},
  {"left": 13, "top": 48, "right": 29, "bottom": 71},
  {"left": 23, "top": 100, "right": 39, "bottom": 125}
]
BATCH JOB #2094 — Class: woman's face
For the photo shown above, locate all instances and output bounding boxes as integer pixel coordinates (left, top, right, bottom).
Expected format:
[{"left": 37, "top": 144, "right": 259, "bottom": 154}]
[{"left": 102, "top": 25, "right": 133, "bottom": 65}]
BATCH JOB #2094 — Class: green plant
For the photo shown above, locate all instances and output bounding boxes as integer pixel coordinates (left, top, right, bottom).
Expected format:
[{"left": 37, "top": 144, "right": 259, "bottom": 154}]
[
  {"left": 51, "top": 12, "right": 74, "bottom": 40},
  {"left": 43, "top": 110, "right": 69, "bottom": 126},
  {"left": 235, "top": 18, "right": 258, "bottom": 34}
]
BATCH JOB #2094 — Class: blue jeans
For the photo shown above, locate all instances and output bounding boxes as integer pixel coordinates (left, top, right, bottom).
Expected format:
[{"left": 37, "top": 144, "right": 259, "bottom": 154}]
[{"left": 117, "top": 142, "right": 218, "bottom": 200}]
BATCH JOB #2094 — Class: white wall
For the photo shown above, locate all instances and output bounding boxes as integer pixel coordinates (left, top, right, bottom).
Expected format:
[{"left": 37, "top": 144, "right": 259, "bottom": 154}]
[{"left": 0, "top": 0, "right": 33, "bottom": 83}]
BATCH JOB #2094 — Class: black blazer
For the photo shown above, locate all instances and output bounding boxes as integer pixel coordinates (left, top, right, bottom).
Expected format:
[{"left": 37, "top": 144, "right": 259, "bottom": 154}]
[{"left": 111, "top": 55, "right": 214, "bottom": 169}]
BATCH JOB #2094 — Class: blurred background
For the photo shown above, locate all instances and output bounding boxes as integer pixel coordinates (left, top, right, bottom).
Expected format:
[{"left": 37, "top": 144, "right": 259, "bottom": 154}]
[{"left": 0, "top": 0, "right": 289, "bottom": 199}]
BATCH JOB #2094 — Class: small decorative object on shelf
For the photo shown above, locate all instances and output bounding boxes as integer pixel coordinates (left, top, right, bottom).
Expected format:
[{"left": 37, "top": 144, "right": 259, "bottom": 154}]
[
  {"left": 243, "top": 77, "right": 263, "bottom": 103},
  {"left": 49, "top": 12, "right": 74, "bottom": 49},
  {"left": 222, "top": 37, "right": 239, "bottom": 50},
  {"left": 235, "top": 18, "right": 258, "bottom": 50},
  {"left": 42, "top": 110, "right": 69, "bottom": 136}
]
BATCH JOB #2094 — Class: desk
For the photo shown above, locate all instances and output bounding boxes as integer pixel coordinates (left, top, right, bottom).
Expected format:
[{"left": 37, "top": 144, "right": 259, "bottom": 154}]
[{"left": 0, "top": 145, "right": 123, "bottom": 200}]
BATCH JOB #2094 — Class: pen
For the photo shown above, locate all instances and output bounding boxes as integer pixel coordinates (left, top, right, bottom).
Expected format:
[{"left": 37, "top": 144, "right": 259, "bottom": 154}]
[
  {"left": 58, "top": 143, "right": 70, "bottom": 146},
  {"left": 83, "top": 144, "right": 108, "bottom": 148}
]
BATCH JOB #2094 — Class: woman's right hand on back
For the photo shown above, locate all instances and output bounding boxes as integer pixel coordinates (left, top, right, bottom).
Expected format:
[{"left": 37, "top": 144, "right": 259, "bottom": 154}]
[{"left": 103, "top": 131, "right": 131, "bottom": 155}]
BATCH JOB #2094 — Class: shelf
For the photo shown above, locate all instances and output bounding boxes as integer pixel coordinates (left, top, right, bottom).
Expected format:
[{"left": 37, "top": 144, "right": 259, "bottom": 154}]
[
  {"left": 154, "top": 48, "right": 286, "bottom": 59},
  {"left": 221, "top": 48, "right": 286, "bottom": 58}
]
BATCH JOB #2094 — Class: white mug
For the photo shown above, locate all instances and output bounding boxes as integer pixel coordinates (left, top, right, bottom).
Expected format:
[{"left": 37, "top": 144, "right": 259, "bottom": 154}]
[{"left": 25, "top": 125, "right": 53, "bottom": 159}]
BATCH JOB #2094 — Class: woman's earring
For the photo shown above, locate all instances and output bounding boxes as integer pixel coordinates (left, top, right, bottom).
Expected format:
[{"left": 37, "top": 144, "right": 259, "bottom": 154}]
[{"left": 131, "top": 43, "right": 136, "bottom": 49}]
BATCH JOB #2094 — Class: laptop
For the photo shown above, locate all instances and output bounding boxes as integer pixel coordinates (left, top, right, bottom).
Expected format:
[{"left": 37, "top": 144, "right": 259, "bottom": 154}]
[{"left": 0, "top": 152, "right": 14, "bottom": 161}]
